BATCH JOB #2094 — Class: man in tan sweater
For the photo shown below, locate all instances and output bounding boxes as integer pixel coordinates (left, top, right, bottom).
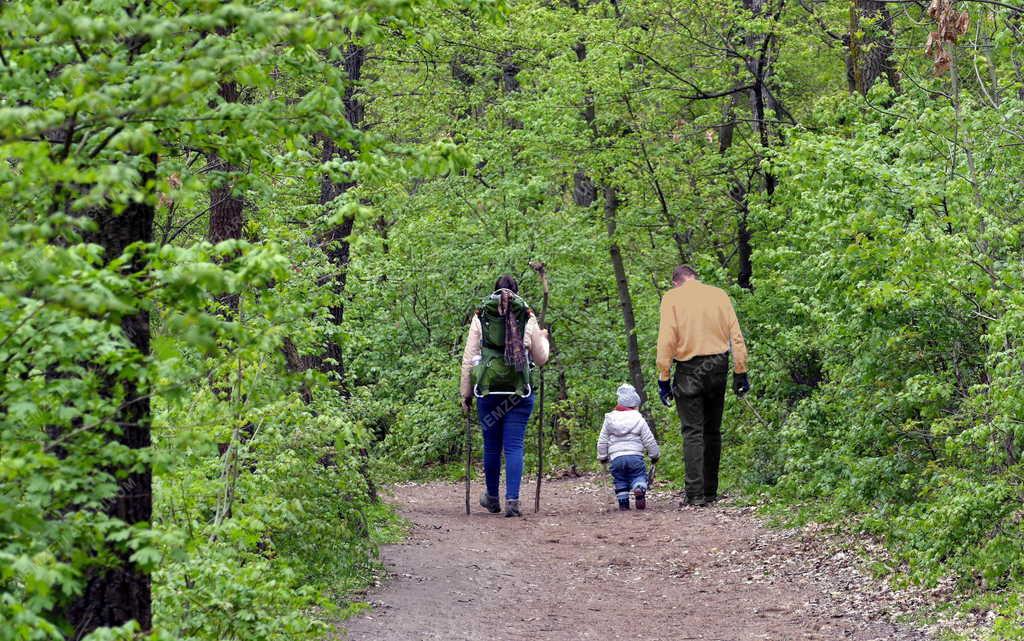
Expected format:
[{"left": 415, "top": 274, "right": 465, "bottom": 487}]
[{"left": 656, "top": 265, "right": 749, "bottom": 507}]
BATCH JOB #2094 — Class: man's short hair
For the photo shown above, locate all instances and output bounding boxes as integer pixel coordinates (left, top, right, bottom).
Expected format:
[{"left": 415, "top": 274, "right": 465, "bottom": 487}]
[{"left": 672, "top": 265, "right": 698, "bottom": 283}]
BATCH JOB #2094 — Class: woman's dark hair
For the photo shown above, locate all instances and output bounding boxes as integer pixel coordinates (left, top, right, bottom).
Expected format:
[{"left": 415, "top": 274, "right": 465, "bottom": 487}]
[{"left": 494, "top": 274, "right": 518, "bottom": 294}]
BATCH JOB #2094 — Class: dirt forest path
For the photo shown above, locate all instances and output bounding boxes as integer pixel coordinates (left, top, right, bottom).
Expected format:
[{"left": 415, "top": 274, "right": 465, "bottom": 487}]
[{"left": 340, "top": 478, "right": 937, "bottom": 641}]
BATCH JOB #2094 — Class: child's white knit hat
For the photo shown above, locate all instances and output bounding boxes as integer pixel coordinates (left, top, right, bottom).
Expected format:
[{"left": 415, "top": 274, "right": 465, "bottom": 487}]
[{"left": 616, "top": 383, "right": 641, "bottom": 408}]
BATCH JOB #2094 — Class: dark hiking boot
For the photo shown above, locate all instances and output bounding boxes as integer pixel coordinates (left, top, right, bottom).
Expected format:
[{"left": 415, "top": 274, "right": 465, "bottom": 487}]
[
  {"left": 634, "top": 487, "right": 647, "bottom": 510},
  {"left": 680, "top": 495, "right": 707, "bottom": 508},
  {"left": 479, "top": 493, "right": 501, "bottom": 514},
  {"left": 617, "top": 497, "right": 630, "bottom": 511},
  {"left": 505, "top": 499, "right": 522, "bottom": 517},
  {"left": 705, "top": 494, "right": 720, "bottom": 505}
]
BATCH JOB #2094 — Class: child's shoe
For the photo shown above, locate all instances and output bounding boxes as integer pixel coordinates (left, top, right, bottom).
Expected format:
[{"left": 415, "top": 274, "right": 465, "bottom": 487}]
[
  {"left": 617, "top": 497, "right": 630, "bottom": 511},
  {"left": 634, "top": 487, "right": 647, "bottom": 510}
]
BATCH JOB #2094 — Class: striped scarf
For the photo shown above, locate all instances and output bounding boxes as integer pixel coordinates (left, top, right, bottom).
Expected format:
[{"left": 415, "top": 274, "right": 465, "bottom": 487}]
[{"left": 497, "top": 289, "right": 528, "bottom": 372}]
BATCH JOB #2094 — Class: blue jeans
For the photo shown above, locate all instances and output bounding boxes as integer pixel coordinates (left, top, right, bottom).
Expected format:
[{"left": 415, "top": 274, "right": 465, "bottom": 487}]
[
  {"left": 610, "top": 455, "right": 648, "bottom": 499},
  {"left": 477, "top": 393, "right": 535, "bottom": 500}
]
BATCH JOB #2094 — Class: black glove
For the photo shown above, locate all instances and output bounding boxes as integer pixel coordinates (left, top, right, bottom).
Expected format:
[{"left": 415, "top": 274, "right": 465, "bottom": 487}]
[
  {"left": 733, "top": 372, "right": 750, "bottom": 397},
  {"left": 460, "top": 396, "right": 473, "bottom": 414},
  {"left": 598, "top": 457, "right": 609, "bottom": 464},
  {"left": 658, "top": 379, "right": 673, "bottom": 406}
]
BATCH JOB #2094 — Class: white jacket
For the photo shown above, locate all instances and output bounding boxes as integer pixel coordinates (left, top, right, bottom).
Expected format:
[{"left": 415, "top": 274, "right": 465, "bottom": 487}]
[{"left": 597, "top": 409, "right": 660, "bottom": 461}]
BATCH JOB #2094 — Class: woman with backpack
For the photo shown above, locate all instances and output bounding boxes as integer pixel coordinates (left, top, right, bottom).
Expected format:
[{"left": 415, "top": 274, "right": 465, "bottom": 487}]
[{"left": 460, "top": 275, "right": 549, "bottom": 517}]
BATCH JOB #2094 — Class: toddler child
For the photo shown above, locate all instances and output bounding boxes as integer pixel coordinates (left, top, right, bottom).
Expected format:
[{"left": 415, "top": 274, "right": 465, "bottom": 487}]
[{"left": 597, "top": 383, "right": 660, "bottom": 510}]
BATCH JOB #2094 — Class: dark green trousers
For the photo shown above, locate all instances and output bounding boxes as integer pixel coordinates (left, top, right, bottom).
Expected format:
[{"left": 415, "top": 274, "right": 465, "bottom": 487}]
[{"left": 673, "top": 353, "right": 729, "bottom": 501}]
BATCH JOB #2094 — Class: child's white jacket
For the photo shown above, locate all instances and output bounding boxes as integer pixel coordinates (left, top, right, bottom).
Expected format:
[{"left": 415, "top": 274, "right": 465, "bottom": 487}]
[{"left": 597, "top": 409, "right": 660, "bottom": 461}]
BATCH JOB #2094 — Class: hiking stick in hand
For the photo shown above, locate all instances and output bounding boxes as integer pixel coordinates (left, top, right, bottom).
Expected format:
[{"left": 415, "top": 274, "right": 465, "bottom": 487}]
[
  {"left": 530, "top": 261, "right": 549, "bottom": 514},
  {"left": 464, "top": 409, "right": 472, "bottom": 515}
]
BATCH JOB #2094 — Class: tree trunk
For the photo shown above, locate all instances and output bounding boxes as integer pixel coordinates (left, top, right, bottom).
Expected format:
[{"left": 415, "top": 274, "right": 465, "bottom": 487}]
[
  {"left": 315, "top": 44, "right": 377, "bottom": 502},
  {"left": 736, "top": 195, "right": 753, "bottom": 291},
  {"left": 736, "top": 0, "right": 781, "bottom": 290},
  {"left": 720, "top": 85, "right": 754, "bottom": 290},
  {"left": 747, "top": 69, "right": 776, "bottom": 196},
  {"left": 498, "top": 50, "right": 520, "bottom": 93},
  {"left": 845, "top": 0, "right": 899, "bottom": 95},
  {"left": 604, "top": 185, "right": 657, "bottom": 436},
  {"left": 67, "top": 167, "right": 155, "bottom": 639},
  {"left": 316, "top": 213, "right": 355, "bottom": 390},
  {"left": 207, "top": 79, "right": 245, "bottom": 245},
  {"left": 207, "top": 80, "right": 245, "bottom": 313},
  {"left": 314, "top": 43, "right": 365, "bottom": 394},
  {"left": 576, "top": 28, "right": 656, "bottom": 432}
]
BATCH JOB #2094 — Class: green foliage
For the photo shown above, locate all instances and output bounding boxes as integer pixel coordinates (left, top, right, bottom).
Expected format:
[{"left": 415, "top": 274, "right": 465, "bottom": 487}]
[
  {"left": 742, "top": 82, "right": 1024, "bottom": 618},
  {"left": 6, "top": 0, "right": 1024, "bottom": 637},
  {"left": 1, "top": 0, "right": 490, "bottom": 638}
]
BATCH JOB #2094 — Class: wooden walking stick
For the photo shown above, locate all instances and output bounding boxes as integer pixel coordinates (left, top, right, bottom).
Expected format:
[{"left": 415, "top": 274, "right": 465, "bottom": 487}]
[
  {"left": 464, "top": 407, "right": 472, "bottom": 515},
  {"left": 530, "top": 261, "right": 550, "bottom": 514}
]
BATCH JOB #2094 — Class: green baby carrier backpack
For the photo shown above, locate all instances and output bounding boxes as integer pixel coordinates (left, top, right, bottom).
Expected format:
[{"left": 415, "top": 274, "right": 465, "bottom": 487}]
[{"left": 471, "top": 290, "right": 533, "bottom": 397}]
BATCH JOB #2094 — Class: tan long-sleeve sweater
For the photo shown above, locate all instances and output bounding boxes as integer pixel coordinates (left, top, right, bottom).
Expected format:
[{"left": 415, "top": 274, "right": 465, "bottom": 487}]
[
  {"left": 460, "top": 314, "right": 549, "bottom": 398},
  {"left": 656, "top": 279, "right": 747, "bottom": 380}
]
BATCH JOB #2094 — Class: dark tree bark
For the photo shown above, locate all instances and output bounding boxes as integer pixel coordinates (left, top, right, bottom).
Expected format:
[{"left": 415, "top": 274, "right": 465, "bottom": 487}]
[
  {"left": 303, "top": 44, "right": 377, "bottom": 502},
  {"left": 207, "top": 79, "right": 245, "bottom": 313},
  {"left": 497, "top": 50, "right": 523, "bottom": 128},
  {"left": 736, "top": 198, "right": 753, "bottom": 291},
  {"left": 573, "top": 170, "right": 596, "bottom": 207},
  {"left": 207, "top": 80, "right": 245, "bottom": 245},
  {"left": 846, "top": 0, "right": 900, "bottom": 95},
  {"left": 67, "top": 165, "right": 156, "bottom": 639},
  {"left": 282, "top": 337, "right": 315, "bottom": 403},
  {"left": 312, "top": 43, "right": 365, "bottom": 394},
  {"left": 744, "top": 0, "right": 778, "bottom": 199},
  {"left": 374, "top": 214, "right": 394, "bottom": 256},
  {"left": 604, "top": 186, "right": 657, "bottom": 436},
  {"left": 719, "top": 86, "right": 754, "bottom": 291},
  {"left": 498, "top": 51, "right": 520, "bottom": 93},
  {"left": 729, "top": 0, "right": 782, "bottom": 291},
  {"left": 315, "top": 213, "right": 355, "bottom": 390},
  {"left": 207, "top": 161, "right": 244, "bottom": 245}
]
